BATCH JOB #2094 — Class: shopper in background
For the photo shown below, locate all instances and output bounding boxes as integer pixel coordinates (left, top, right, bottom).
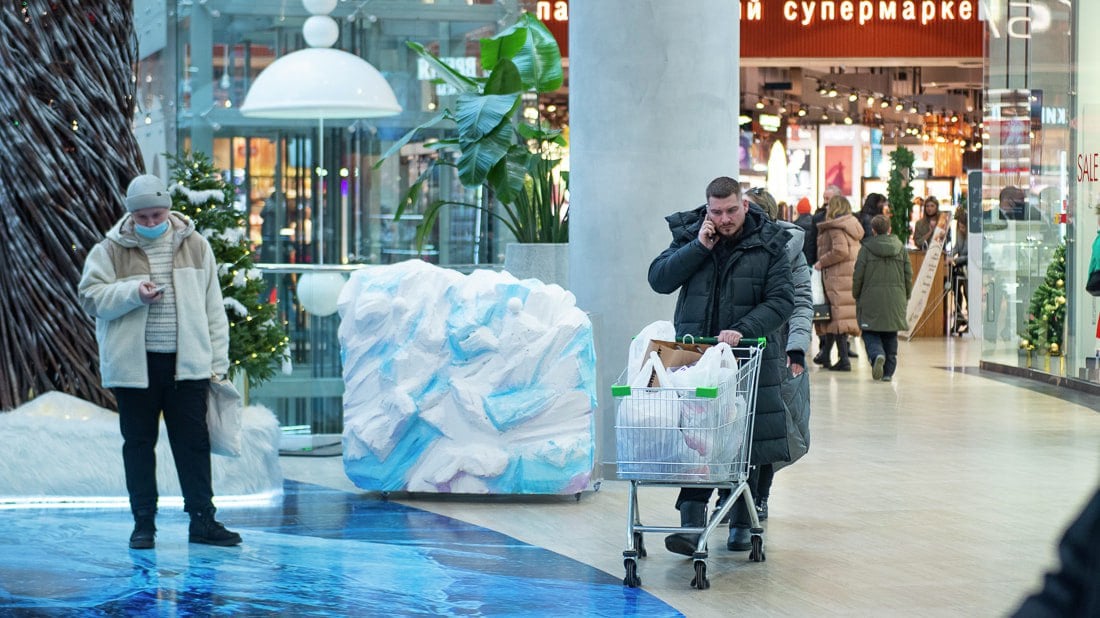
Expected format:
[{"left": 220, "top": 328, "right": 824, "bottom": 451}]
[
  {"left": 852, "top": 215, "right": 912, "bottom": 382},
  {"left": 812, "top": 195, "right": 864, "bottom": 370},
  {"left": 912, "top": 196, "right": 943, "bottom": 250},
  {"left": 793, "top": 197, "right": 815, "bottom": 268},
  {"left": 739, "top": 187, "right": 813, "bottom": 525},
  {"left": 78, "top": 174, "right": 242, "bottom": 550},
  {"left": 648, "top": 176, "right": 794, "bottom": 555},
  {"left": 947, "top": 205, "right": 969, "bottom": 335},
  {"left": 858, "top": 193, "right": 889, "bottom": 243}
]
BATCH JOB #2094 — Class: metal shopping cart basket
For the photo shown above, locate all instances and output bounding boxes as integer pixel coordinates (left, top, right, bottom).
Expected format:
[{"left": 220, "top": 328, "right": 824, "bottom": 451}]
[{"left": 612, "top": 337, "right": 765, "bottom": 590}]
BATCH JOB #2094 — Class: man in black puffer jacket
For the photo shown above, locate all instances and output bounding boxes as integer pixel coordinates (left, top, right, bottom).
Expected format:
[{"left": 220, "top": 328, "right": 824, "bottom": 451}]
[{"left": 648, "top": 176, "right": 794, "bottom": 555}]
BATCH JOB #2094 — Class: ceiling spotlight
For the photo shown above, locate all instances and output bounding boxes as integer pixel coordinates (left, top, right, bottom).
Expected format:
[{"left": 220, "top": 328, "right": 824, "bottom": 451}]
[
  {"left": 880, "top": 99, "right": 890, "bottom": 109},
  {"left": 844, "top": 116, "right": 853, "bottom": 125},
  {"left": 756, "top": 100, "right": 765, "bottom": 109},
  {"left": 818, "top": 84, "right": 829, "bottom": 96},
  {"left": 848, "top": 92, "right": 859, "bottom": 102},
  {"left": 951, "top": 114, "right": 959, "bottom": 123},
  {"left": 821, "top": 111, "right": 829, "bottom": 120},
  {"left": 867, "top": 95, "right": 876, "bottom": 105},
  {"left": 909, "top": 105, "right": 918, "bottom": 114},
  {"left": 827, "top": 86, "right": 838, "bottom": 97},
  {"left": 798, "top": 108, "right": 807, "bottom": 117},
  {"left": 895, "top": 102, "right": 904, "bottom": 112}
]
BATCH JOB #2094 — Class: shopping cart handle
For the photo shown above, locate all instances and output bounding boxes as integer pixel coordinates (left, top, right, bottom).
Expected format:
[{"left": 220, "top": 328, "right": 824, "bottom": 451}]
[{"left": 678, "top": 335, "right": 766, "bottom": 348}]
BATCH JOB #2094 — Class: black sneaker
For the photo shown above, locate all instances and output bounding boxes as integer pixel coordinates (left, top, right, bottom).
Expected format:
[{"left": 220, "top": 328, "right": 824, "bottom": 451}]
[
  {"left": 129, "top": 522, "right": 156, "bottom": 550},
  {"left": 755, "top": 498, "right": 768, "bottom": 521},
  {"left": 189, "top": 508, "right": 242, "bottom": 546}
]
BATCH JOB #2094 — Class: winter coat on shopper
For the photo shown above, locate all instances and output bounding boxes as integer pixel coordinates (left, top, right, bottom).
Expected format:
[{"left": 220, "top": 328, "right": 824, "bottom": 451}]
[
  {"left": 649, "top": 205, "right": 794, "bottom": 465},
  {"left": 852, "top": 232, "right": 912, "bottom": 332},
  {"left": 814, "top": 213, "right": 863, "bottom": 336},
  {"left": 774, "top": 220, "right": 812, "bottom": 468},
  {"left": 78, "top": 212, "right": 230, "bottom": 388}
]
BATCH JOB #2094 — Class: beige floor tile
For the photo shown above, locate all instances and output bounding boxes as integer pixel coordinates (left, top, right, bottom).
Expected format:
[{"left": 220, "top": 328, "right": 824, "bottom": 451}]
[{"left": 281, "top": 337, "right": 1100, "bottom": 616}]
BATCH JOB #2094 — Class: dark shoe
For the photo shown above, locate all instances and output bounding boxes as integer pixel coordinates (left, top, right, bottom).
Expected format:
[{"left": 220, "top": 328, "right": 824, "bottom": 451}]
[
  {"left": 755, "top": 498, "right": 768, "bottom": 521},
  {"left": 872, "top": 355, "right": 885, "bottom": 381},
  {"left": 129, "top": 512, "right": 156, "bottom": 550},
  {"left": 665, "top": 501, "right": 706, "bottom": 556},
  {"left": 812, "top": 352, "right": 831, "bottom": 367},
  {"left": 189, "top": 507, "right": 242, "bottom": 546},
  {"left": 830, "top": 337, "right": 852, "bottom": 370},
  {"left": 882, "top": 375, "right": 893, "bottom": 382},
  {"left": 813, "top": 334, "right": 835, "bottom": 367},
  {"left": 727, "top": 526, "right": 752, "bottom": 551}
]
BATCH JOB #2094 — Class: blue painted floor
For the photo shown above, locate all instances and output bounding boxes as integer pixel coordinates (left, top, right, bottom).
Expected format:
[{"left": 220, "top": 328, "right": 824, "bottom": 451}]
[{"left": 0, "top": 481, "right": 680, "bottom": 616}]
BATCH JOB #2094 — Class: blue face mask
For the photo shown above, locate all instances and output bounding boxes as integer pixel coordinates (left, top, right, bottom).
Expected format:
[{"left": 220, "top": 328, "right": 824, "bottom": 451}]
[{"left": 134, "top": 221, "right": 169, "bottom": 239}]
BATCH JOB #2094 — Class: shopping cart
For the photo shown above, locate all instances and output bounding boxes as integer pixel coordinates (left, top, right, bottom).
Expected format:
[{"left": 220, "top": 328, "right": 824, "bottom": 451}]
[{"left": 612, "top": 337, "right": 765, "bottom": 590}]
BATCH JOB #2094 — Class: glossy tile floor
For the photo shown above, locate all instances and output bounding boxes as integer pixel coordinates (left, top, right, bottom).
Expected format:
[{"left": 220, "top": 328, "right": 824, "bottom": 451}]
[{"left": 3, "top": 337, "right": 1098, "bottom": 616}]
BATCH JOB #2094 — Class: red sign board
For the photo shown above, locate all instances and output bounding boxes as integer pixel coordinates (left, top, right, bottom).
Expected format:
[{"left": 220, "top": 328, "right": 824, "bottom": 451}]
[{"left": 540, "top": 1, "right": 982, "bottom": 60}]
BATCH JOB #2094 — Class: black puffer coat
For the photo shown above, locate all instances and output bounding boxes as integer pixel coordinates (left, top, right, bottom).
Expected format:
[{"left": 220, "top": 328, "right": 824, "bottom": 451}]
[{"left": 648, "top": 205, "right": 795, "bottom": 465}]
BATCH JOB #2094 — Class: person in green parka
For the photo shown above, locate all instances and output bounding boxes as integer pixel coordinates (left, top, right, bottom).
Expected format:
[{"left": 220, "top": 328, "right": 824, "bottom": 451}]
[{"left": 852, "top": 215, "right": 912, "bottom": 381}]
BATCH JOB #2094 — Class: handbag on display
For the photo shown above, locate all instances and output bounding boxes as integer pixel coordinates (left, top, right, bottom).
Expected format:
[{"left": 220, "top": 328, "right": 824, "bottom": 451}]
[
  {"left": 810, "top": 269, "right": 832, "bottom": 321},
  {"left": 207, "top": 375, "right": 243, "bottom": 457}
]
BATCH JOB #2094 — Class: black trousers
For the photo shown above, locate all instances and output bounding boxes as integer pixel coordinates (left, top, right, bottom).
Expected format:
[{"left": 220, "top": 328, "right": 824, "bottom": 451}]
[
  {"left": 112, "top": 352, "right": 213, "bottom": 515},
  {"left": 677, "top": 466, "right": 761, "bottom": 528}
]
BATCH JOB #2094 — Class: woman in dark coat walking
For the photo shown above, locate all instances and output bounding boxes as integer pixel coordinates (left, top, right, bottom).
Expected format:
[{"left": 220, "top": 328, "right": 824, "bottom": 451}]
[{"left": 649, "top": 177, "right": 794, "bottom": 554}]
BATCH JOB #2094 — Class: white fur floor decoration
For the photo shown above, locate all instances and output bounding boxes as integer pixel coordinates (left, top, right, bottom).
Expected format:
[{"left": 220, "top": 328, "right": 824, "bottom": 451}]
[{"left": 0, "top": 391, "right": 283, "bottom": 508}]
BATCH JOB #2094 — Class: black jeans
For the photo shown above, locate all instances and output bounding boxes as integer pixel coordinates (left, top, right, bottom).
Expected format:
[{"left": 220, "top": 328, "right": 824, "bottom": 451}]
[
  {"left": 112, "top": 352, "right": 213, "bottom": 515},
  {"left": 861, "top": 330, "right": 899, "bottom": 377},
  {"left": 677, "top": 466, "right": 761, "bottom": 528}
]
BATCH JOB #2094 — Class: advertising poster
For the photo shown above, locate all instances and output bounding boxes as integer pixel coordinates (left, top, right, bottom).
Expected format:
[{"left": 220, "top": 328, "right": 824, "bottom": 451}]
[{"left": 823, "top": 145, "right": 853, "bottom": 195}]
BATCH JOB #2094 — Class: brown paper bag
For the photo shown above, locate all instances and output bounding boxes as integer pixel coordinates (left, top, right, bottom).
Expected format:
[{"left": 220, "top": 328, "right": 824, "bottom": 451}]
[{"left": 644, "top": 339, "right": 713, "bottom": 386}]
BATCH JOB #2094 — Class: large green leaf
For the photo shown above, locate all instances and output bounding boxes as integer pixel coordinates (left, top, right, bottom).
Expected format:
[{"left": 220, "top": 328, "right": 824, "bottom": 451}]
[
  {"left": 512, "top": 13, "right": 563, "bottom": 93},
  {"left": 407, "top": 41, "right": 478, "bottom": 94},
  {"left": 480, "top": 25, "right": 527, "bottom": 72},
  {"left": 454, "top": 92, "right": 518, "bottom": 143},
  {"left": 372, "top": 111, "right": 446, "bottom": 169},
  {"left": 516, "top": 122, "right": 563, "bottom": 144},
  {"left": 483, "top": 59, "right": 524, "bottom": 95},
  {"left": 487, "top": 148, "right": 530, "bottom": 205},
  {"left": 456, "top": 120, "right": 515, "bottom": 186}
]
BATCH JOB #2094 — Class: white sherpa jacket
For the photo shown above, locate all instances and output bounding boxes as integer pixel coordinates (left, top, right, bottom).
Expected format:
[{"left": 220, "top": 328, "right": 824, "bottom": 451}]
[{"left": 78, "top": 212, "right": 230, "bottom": 388}]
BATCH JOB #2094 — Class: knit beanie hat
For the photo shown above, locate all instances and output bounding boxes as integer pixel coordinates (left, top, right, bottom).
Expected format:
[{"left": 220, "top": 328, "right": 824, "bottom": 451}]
[
  {"left": 125, "top": 174, "right": 171, "bottom": 212},
  {"left": 796, "top": 197, "right": 812, "bottom": 215}
]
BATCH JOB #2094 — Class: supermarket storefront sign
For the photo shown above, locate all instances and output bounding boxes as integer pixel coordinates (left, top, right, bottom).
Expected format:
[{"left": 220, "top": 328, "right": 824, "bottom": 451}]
[{"left": 741, "top": 0, "right": 983, "bottom": 58}]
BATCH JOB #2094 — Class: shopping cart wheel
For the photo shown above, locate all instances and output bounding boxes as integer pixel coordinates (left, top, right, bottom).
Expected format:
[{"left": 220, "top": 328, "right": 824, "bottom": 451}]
[
  {"left": 623, "top": 558, "right": 641, "bottom": 587},
  {"left": 690, "top": 560, "right": 710, "bottom": 589},
  {"left": 749, "top": 534, "right": 766, "bottom": 562},
  {"left": 634, "top": 532, "right": 647, "bottom": 558}
]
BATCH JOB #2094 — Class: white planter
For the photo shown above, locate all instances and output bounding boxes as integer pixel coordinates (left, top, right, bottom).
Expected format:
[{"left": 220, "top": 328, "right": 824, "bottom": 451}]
[{"left": 503, "top": 242, "right": 569, "bottom": 288}]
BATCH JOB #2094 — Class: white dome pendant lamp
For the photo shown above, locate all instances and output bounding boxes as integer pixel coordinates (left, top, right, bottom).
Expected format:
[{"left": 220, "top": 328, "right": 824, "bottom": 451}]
[
  {"left": 241, "top": 0, "right": 399, "bottom": 316},
  {"left": 240, "top": 0, "right": 401, "bottom": 120}
]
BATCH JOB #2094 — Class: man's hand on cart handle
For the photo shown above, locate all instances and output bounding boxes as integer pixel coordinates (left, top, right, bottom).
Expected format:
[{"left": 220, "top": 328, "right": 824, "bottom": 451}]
[{"left": 717, "top": 329, "right": 743, "bottom": 346}]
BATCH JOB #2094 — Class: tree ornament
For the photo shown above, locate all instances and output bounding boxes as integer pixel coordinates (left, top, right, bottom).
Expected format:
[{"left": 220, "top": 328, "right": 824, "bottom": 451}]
[
  {"left": 1057, "top": 279, "right": 1064, "bottom": 287},
  {"left": 1050, "top": 342, "right": 1060, "bottom": 355}
]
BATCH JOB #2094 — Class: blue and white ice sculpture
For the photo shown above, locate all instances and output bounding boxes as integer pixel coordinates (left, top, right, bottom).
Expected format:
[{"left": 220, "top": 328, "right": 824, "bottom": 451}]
[{"left": 337, "top": 261, "right": 597, "bottom": 494}]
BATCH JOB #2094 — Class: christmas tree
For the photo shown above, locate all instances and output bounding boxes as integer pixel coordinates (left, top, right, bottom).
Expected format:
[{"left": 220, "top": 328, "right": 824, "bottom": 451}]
[
  {"left": 166, "top": 151, "right": 290, "bottom": 387},
  {"left": 1021, "top": 242, "right": 1067, "bottom": 356},
  {"left": 887, "top": 146, "right": 915, "bottom": 246}
]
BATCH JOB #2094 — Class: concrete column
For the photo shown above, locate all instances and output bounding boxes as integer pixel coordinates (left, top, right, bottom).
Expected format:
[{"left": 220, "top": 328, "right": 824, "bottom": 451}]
[{"left": 569, "top": 1, "right": 740, "bottom": 475}]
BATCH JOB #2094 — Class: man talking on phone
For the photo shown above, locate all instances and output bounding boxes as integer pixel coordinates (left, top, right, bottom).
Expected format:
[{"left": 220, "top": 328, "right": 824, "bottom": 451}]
[{"left": 648, "top": 176, "right": 795, "bottom": 554}]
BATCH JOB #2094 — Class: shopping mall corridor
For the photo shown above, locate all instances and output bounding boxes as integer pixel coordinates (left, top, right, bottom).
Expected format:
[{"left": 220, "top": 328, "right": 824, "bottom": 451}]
[{"left": 2, "top": 338, "right": 1098, "bottom": 616}]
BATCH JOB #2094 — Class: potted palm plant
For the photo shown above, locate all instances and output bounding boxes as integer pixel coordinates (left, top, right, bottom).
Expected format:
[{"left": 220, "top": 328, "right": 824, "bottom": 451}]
[{"left": 375, "top": 13, "right": 569, "bottom": 284}]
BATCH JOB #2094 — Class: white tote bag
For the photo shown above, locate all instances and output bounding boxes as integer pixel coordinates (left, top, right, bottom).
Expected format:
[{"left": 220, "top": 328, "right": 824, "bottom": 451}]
[{"left": 207, "top": 376, "right": 243, "bottom": 457}]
